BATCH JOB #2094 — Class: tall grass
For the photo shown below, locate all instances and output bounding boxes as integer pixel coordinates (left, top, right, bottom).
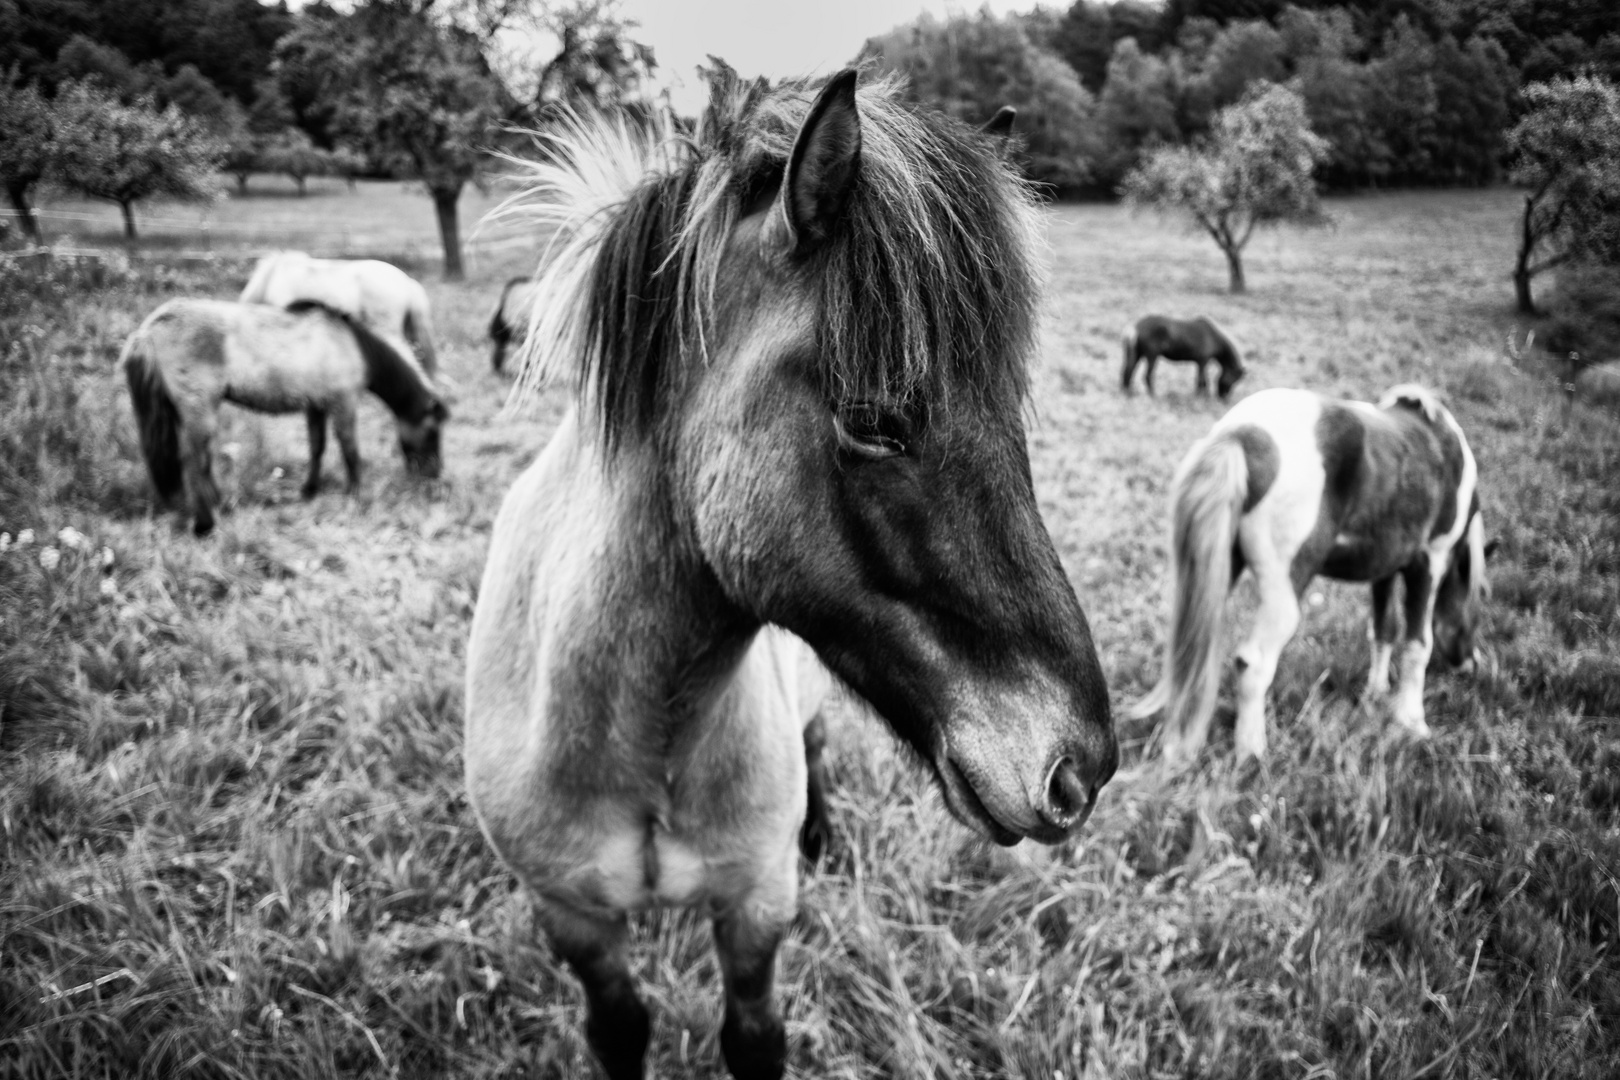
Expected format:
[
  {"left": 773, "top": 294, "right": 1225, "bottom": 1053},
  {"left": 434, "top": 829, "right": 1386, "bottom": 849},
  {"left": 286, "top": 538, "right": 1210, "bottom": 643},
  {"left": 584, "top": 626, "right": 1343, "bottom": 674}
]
[{"left": 2, "top": 189, "right": 1618, "bottom": 1078}]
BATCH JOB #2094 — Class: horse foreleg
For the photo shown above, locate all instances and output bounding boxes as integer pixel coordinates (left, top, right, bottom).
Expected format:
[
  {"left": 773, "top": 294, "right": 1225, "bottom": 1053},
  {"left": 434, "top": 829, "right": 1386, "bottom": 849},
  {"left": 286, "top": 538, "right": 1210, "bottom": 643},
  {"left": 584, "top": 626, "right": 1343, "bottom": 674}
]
[
  {"left": 1145, "top": 356, "right": 1159, "bottom": 396},
  {"left": 799, "top": 711, "right": 832, "bottom": 864},
  {"left": 713, "top": 878, "right": 794, "bottom": 1080},
  {"left": 541, "top": 905, "right": 648, "bottom": 1080},
  {"left": 1366, "top": 576, "right": 1399, "bottom": 699},
  {"left": 1195, "top": 361, "right": 1209, "bottom": 395},
  {"left": 302, "top": 408, "right": 327, "bottom": 499},
  {"left": 1231, "top": 560, "right": 1301, "bottom": 763},
  {"left": 1392, "top": 559, "right": 1437, "bottom": 737},
  {"left": 331, "top": 404, "right": 362, "bottom": 494}
]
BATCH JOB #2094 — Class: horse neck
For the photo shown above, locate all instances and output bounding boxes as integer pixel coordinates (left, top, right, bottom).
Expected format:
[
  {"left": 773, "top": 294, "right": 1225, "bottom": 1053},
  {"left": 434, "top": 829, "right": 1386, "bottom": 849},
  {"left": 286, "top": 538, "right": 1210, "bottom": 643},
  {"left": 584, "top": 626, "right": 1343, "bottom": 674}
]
[
  {"left": 361, "top": 334, "right": 435, "bottom": 419},
  {"left": 541, "top": 419, "right": 760, "bottom": 746}
]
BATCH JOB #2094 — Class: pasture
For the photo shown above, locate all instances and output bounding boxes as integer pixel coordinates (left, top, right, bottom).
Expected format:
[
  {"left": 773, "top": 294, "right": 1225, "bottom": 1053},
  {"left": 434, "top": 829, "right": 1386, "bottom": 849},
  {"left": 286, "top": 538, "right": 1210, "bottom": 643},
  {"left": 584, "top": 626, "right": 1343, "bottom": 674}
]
[{"left": 2, "top": 183, "right": 1617, "bottom": 1078}]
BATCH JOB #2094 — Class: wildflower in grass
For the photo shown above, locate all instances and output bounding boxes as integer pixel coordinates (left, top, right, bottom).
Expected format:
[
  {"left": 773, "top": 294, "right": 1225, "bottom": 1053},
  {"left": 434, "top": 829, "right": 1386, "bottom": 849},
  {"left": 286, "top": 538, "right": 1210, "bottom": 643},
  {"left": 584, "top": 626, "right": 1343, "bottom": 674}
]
[
  {"left": 16, "top": 529, "right": 34, "bottom": 546},
  {"left": 38, "top": 546, "right": 60, "bottom": 570},
  {"left": 101, "top": 546, "right": 115, "bottom": 568},
  {"left": 99, "top": 577, "right": 117, "bottom": 598},
  {"left": 272, "top": 467, "right": 285, "bottom": 480},
  {"left": 57, "top": 526, "right": 87, "bottom": 550},
  {"left": 0, "top": 533, "right": 10, "bottom": 553}
]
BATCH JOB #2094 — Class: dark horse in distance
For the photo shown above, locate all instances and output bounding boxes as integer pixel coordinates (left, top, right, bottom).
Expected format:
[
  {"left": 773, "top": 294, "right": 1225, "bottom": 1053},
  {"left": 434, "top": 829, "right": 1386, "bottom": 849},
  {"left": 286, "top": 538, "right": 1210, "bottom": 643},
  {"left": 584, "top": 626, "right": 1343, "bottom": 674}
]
[{"left": 1122, "top": 314, "right": 1246, "bottom": 399}]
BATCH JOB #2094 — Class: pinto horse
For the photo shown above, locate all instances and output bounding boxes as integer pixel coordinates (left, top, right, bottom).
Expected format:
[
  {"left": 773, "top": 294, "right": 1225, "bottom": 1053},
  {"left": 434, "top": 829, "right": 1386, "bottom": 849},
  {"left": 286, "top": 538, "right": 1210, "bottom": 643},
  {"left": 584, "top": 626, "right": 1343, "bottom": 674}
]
[
  {"left": 485, "top": 275, "right": 538, "bottom": 374},
  {"left": 1122, "top": 314, "right": 1246, "bottom": 399},
  {"left": 466, "top": 70, "right": 1117, "bottom": 1080},
  {"left": 240, "top": 251, "right": 441, "bottom": 378},
  {"left": 1131, "top": 384, "right": 1491, "bottom": 764},
  {"left": 121, "top": 298, "right": 449, "bottom": 536}
]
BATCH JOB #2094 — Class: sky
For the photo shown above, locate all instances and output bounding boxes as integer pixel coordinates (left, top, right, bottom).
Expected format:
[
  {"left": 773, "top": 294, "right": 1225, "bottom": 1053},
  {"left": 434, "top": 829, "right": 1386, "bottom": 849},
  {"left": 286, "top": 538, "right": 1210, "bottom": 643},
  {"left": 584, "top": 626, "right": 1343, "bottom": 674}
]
[{"left": 616, "top": 0, "right": 1040, "bottom": 112}]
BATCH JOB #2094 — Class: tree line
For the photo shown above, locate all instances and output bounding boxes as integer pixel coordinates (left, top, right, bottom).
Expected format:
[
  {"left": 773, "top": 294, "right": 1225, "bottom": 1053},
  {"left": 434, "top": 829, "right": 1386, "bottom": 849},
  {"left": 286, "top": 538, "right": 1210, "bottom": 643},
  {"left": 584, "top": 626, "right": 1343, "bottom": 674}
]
[
  {"left": 0, "top": 0, "right": 657, "bottom": 278},
  {"left": 861, "top": 0, "right": 1617, "bottom": 195}
]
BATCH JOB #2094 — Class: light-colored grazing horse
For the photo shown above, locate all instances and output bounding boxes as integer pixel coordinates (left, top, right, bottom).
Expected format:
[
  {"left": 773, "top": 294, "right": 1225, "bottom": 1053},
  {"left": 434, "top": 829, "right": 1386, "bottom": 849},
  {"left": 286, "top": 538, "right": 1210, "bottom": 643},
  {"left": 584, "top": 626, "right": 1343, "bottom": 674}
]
[
  {"left": 486, "top": 275, "right": 538, "bottom": 373},
  {"left": 1132, "top": 384, "right": 1492, "bottom": 764},
  {"left": 466, "top": 69, "right": 1117, "bottom": 1080},
  {"left": 1122, "top": 314, "right": 1246, "bottom": 399},
  {"left": 120, "top": 298, "right": 449, "bottom": 536},
  {"left": 240, "top": 251, "right": 440, "bottom": 378}
]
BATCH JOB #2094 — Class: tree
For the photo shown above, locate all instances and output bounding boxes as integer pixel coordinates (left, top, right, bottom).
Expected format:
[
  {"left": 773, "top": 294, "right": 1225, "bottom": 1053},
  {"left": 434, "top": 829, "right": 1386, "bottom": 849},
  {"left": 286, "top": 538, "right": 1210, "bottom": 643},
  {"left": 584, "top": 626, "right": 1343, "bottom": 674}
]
[
  {"left": 861, "top": 10, "right": 1102, "bottom": 192},
  {"left": 258, "top": 128, "right": 334, "bottom": 196},
  {"left": 1123, "top": 81, "right": 1328, "bottom": 293},
  {"left": 48, "top": 81, "right": 222, "bottom": 240},
  {"left": 1507, "top": 74, "right": 1620, "bottom": 314},
  {"left": 1094, "top": 37, "right": 1182, "bottom": 189},
  {"left": 0, "top": 75, "right": 52, "bottom": 243},
  {"left": 275, "top": 2, "right": 505, "bottom": 280}
]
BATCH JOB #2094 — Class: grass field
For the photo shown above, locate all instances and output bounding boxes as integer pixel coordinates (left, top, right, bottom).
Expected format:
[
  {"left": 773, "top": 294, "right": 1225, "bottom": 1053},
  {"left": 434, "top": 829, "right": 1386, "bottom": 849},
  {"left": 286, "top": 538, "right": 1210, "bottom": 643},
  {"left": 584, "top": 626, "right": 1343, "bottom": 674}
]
[{"left": 2, "top": 182, "right": 1617, "bottom": 1079}]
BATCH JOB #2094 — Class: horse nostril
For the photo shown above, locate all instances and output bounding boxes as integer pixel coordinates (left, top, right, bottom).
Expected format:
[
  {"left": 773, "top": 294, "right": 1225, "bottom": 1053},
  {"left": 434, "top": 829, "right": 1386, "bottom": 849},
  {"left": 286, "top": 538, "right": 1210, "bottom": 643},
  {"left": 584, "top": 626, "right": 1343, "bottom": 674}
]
[{"left": 1043, "top": 756, "right": 1092, "bottom": 827}]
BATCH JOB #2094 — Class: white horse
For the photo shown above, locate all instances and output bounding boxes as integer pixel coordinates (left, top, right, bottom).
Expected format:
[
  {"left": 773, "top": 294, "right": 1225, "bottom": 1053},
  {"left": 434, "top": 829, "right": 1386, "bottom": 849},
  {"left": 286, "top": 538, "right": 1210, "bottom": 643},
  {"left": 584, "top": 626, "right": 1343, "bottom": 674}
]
[
  {"left": 1132, "top": 384, "right": 1492, "bottom": 764},
  {"left": 240, "top": 251, "right": 440, "bottom": 378}
]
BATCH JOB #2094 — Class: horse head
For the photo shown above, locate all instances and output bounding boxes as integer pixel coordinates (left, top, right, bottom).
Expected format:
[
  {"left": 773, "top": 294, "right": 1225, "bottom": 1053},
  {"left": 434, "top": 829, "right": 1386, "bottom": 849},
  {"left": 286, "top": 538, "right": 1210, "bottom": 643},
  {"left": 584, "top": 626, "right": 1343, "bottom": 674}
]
[
  {"left": 528, "top": 71, "right": 1117, "bottom": 842},
  {"left": 1433, "top": 511, "right": 1497, "bottom": 674},
  {"left": 397, "top": 398, "right": 449, "bottom": 478}
]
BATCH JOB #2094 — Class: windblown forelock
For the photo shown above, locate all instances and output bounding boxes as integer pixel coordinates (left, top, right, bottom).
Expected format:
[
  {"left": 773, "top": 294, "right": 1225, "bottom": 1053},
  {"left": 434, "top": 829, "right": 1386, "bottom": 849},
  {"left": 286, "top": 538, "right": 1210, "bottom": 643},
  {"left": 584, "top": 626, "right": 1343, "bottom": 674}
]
[{"left": 495, "top": 73, "right": 1044, "bottom": 446}]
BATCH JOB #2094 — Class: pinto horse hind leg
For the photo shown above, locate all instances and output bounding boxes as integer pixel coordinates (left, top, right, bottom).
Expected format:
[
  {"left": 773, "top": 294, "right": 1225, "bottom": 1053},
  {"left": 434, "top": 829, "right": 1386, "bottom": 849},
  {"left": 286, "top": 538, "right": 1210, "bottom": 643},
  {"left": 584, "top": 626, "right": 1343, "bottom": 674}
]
[
  {"left": 540, "top": 904, "right": 649, "bottom": 1080},
  {"left": 713, "top": 880, "right": 795, "bottom": 1080},
  {"left": 1365, "top": 576, "right": 1399, "bottom": 700},
  {"left": 302, "top": 408, "right": 328, "bottom": 499},
  {"left": 1392, "top": 558, "right": 1437, "bottom": 737},
  {"left": 1230, "top": 556, "right": 1302, "bottom": 763}
]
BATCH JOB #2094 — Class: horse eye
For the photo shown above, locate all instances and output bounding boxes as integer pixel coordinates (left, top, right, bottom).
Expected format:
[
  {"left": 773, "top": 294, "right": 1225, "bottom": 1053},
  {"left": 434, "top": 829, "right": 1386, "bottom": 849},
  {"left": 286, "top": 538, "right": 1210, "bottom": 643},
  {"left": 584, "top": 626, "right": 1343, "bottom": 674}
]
[{"left": 835, "top": 402, "right": 910, "bottom": 458}]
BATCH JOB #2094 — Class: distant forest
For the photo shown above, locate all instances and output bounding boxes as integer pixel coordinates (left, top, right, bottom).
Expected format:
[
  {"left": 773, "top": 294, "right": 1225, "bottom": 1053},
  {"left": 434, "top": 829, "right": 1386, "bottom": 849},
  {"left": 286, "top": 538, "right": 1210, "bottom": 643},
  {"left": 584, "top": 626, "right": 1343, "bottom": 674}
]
[{"left": 3, "top": 0, "right": 1617, "bottom": 194}]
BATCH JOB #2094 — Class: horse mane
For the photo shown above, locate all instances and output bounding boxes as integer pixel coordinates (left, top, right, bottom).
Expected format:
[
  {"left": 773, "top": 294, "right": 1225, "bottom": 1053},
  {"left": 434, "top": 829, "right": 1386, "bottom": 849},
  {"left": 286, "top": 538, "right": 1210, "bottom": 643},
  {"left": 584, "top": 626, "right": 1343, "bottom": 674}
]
[
  {"left": 285, "top": 299, "right": 442, "bottom": 421},
  {"left": 1200, "top": 316, "right": 1244, "bottom": 370},
  {"left": 1379, "top": 383, "right": 1444, "bottom": 425},
  {"left": 492, "top": 69, "right": 1042, "bottom": 448}
]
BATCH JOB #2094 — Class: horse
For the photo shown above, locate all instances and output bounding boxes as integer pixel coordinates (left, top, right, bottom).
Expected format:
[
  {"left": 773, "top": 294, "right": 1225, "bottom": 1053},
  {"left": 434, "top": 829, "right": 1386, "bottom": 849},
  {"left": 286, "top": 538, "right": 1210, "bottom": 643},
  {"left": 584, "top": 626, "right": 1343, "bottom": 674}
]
[
  {"left": 1122, "top": 315, "right": 1246, "bottom": 399},
  {"left": 1130, "top": 384, "right": 1492, "bottom": 765},
  {"left": 120, "top": 298, "right": 449, "bottom": 537},
  {"left": 465, "top": 70, "right": 1117, "bottom": 1080},
  {"left": 486, "top": 275, "right": 538, "bottom": 373},
  {"left": 240, "top": 251, "right": 441, "bottom": 379}
]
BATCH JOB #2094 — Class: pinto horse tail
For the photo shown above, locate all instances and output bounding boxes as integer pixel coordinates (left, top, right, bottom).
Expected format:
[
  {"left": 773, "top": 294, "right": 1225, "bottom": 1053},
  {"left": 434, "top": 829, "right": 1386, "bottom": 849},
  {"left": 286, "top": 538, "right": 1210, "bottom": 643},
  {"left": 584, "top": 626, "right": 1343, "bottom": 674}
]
[
  {"left": 1121, "top": 327, "right": 1137, "bottom": 391},
  {"left": 119, "top": 333, "right": 184, "bottom": 502},
  {"left": 1130, "top": 434, "right": 1247, "bottom": 750}
]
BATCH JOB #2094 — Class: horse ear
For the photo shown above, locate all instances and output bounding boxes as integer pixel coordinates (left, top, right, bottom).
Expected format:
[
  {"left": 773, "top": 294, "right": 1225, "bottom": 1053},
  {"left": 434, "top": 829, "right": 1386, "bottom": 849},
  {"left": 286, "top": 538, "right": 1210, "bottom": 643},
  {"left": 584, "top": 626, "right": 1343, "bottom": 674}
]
[
  {"left": 775, "top": 69, "right": 861, "bottom": 257},
  {"left": 982, "top": 106, "right": 1016, "bottom": 140}
]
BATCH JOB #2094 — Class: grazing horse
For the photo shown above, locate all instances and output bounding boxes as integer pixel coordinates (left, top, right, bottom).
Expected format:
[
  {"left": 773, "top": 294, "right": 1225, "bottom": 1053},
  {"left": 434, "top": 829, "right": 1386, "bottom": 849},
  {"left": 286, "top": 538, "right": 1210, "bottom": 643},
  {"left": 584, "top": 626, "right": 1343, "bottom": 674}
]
[
  {"left": 1131, "top": 384, "right": 1491, "bottom": 764},
  {"left": 486, "top": 275, "right": 538, "bottom": 373},
  {"left": 466, "top": 70, "right": 1117, "bottom": 1080},
  {"left": 240, "top": 251, "right": 441, "bottom": 378},
  {"left": 1122, "top": 315, "right": 1246, "bottom": 399},
  {"left": 120, "top": 298, "right": 449, "bottom": 536}
]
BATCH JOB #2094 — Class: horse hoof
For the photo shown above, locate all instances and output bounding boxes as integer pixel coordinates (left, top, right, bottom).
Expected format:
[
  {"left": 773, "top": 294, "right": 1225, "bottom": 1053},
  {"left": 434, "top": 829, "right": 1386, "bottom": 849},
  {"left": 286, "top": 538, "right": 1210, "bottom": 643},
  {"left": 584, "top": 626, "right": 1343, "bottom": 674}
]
[
  {"left": 300, "top": 485, "right": 319, "bottom": 501},
  {"left": 798, "top": 818, "right": 830, "bottom": 865},
  {"left": 193, "top": 519, "right": 215, "bottom": 538}
]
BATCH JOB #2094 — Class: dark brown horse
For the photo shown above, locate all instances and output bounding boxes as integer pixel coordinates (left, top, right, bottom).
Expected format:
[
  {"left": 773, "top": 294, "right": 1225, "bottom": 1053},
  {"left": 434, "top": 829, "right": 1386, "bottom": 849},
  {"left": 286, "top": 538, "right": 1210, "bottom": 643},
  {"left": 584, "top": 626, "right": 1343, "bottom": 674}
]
[{"left": 1123, "top": 314, "right": 1246, "bottom": 399}]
